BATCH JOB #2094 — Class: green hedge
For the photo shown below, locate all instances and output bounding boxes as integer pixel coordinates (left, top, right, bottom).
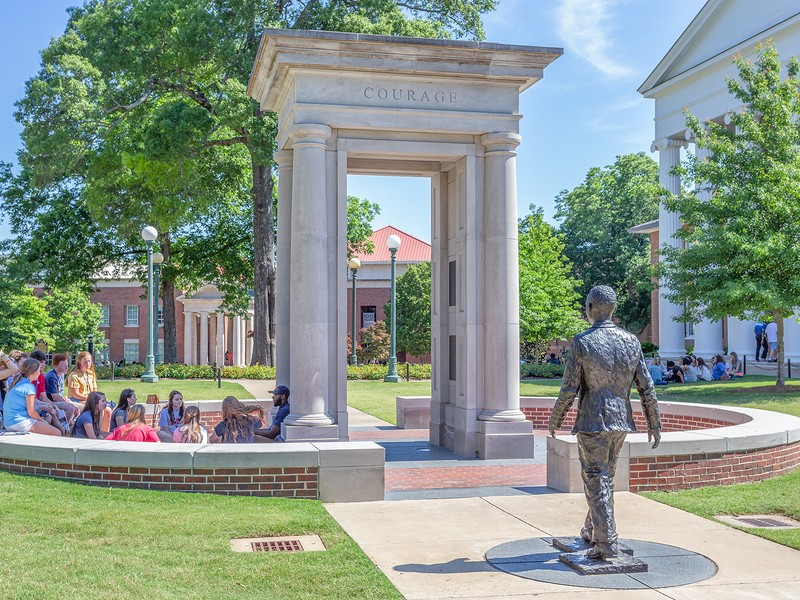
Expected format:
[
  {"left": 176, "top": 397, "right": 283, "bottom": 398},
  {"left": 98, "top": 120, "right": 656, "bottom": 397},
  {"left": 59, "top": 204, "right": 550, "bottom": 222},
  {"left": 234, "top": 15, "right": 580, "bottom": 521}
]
[
  {"left": 96, "top": 363, "right": 430, "bottom": 380},
  {"left": 520, "top": 362, "right": 565, "bottom": 379},
  {"left": 96, "top": 364, "right": 276, "bottom": 380},
  {"left": 347, "top": 363, "right": 431, "bottom": 380}
]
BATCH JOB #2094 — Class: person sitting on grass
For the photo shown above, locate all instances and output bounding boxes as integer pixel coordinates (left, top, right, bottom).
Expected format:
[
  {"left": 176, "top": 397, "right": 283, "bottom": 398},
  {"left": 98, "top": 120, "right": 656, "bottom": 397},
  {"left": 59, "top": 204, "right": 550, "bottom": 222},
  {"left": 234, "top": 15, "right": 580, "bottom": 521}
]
[
  {"left": 696, "top": 357, "right": 713, "bottom": 381},
  {"left": 209, "top": 396, "right": 265, "bottom": 443},
  {"left": 666, "top": 360, "right": 684, "bottom": 383},
  {"left": 255, "top": 385, "right": 290, "bottom": 442},
  {"left": 682, "top": 356, "right": 698, "bottom": 383},
  {"left": 727, "top": 352, "right": 743, "bottom": 379},
  {"left": 110, "top": 389, "right": 137, "bottom": 432},
  {"left": 105, "top": 404, "right": 160, "bottom": 442},
  {"left": 711, "top": 355, "right": 729, "bottom": 381},
  {"left": 157, "top": 390, "right": 185, "bottom": 443},
  {"left": 173, "top": 406, "right": 208, "bottom": 443},
  {"left": 2, "top": 358, "right": 61, "bottom": 436},
  {"left": 72, "top": 391, "right": 108, "bottom": 439},
  {"left": 648, "top": 356, "right": 667, "bottom": 385}
]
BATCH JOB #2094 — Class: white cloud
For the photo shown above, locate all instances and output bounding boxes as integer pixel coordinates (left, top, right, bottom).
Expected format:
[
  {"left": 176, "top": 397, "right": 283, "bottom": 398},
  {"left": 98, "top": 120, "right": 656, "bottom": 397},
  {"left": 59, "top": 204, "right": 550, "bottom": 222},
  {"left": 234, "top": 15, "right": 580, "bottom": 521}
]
[{"left": 556, "top": 0, "right": 634, "bottom": 78}]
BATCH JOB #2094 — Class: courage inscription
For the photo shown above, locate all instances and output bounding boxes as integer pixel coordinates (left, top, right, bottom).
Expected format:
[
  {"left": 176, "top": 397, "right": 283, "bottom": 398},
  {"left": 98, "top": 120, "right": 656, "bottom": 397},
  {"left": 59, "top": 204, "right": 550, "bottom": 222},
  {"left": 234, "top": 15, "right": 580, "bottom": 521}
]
[{"left": 364, "top": 87, "right": 457, "bottom": 104}]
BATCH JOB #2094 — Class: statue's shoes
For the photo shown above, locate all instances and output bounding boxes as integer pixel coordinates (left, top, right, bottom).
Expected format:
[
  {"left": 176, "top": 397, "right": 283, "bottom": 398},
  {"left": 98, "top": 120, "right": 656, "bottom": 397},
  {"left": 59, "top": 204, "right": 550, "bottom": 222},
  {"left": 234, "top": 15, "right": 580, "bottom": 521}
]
[
  {"left": 580, "top": 528, "right": 593, "bottom": 544},
  {"left": 586, "top": 542, "right": 618, "bottom": 559}
]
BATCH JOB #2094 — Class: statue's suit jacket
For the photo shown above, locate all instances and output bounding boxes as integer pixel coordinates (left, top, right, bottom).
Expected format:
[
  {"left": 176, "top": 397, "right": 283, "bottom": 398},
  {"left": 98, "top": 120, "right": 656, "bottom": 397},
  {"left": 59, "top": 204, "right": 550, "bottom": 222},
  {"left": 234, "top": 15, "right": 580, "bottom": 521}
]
[{"left": 550, "top": 320, "right": 661, "bottom": 434}]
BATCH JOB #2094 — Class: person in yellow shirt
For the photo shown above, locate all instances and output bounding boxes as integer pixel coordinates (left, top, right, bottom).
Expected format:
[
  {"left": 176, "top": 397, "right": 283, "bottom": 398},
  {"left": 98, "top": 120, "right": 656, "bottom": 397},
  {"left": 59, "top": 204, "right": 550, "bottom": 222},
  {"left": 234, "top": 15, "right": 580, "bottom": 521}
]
[{"left": 67, "top": 351, "right": 111, "bottom": 430}]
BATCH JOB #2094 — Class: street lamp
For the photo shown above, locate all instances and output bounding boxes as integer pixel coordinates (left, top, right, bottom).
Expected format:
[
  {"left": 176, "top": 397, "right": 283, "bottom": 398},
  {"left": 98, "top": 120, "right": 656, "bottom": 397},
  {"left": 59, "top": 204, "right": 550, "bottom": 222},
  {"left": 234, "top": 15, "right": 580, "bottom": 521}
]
[
  {"left": 349, "top": 257, "right": 362, "bottom": 366},
  {"left": 141, "top": 226, "right": 159, "bottom": 383},
  {"left": 152, "top": 251, "right": 164, "bottom": 365},
  {"left": 384, "top": 234, "right": 402, "bottom": 383}
]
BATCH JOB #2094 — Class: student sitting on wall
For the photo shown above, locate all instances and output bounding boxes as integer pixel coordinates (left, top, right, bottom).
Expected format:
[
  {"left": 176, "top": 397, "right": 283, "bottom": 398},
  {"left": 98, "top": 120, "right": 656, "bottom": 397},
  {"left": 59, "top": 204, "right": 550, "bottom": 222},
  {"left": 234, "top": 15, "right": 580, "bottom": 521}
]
[
  {"left": 72, "top": 392, "right": 108, "bottom": 439},
  {"left": 110, "top": 389, "right": 137, "bottom": 432},
  {"left": 157, "top": 390, "right": 184, "bottom": 443},
  {"left": 209, "top": 396, "right": 265, "bottom": 443},
  {"left": 3, "top": 359, "right": 61, "bottom": 436},
  {"left": 173, "top": 406, "right": 208, "bottom": 443},
  {"left": 105, "top": 404, "right": 160, "bottom": 442}
]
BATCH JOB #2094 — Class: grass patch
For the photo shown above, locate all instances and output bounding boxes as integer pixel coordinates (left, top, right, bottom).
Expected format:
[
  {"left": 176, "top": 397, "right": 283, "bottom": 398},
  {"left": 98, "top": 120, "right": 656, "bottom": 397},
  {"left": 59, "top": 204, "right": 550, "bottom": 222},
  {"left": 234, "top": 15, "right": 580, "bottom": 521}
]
[
  {"left": 0, "top": 471, "right": 400, "bottom": 599},
  {"left": 95, "top": 379, "right": 254, "bottom": 402},
  {"left": 346, "top": 380, "right": 431, "bottom": 425},
  {"left": 642, "top": 469, "right": 800, "bottom": 550}
]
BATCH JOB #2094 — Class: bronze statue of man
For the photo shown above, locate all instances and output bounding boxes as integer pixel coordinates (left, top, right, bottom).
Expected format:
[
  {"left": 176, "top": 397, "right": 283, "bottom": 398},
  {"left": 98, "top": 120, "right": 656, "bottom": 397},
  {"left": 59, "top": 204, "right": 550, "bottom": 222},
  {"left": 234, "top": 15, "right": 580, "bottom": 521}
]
[{"left": 549, "top": 285, "right": 661, "bottom": 559}]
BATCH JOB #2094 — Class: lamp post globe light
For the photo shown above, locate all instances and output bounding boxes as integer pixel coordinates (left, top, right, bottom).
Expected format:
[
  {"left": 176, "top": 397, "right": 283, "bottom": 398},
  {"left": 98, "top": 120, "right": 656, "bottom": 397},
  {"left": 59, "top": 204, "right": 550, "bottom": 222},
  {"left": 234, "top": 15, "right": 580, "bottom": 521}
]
[
  {"left": 384, "top": 234, "right": 402, "bottom": 383},
  {"left": 141, "top": 226, "right": 159, "bottom": 383},
  {"left": 348, "top": 257, "right": 362, "bottom": 366},
  {"left": 152, "top": 252, "right": 164, "bottom": 365}
]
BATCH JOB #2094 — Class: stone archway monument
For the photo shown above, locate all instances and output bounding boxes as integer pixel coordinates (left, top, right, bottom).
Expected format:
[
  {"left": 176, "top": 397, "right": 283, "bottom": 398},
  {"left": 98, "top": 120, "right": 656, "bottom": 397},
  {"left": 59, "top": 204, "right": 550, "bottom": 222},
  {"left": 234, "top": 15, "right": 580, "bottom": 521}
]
[{"left": 248, "top": 30, "right": 562, "bottom": 458}]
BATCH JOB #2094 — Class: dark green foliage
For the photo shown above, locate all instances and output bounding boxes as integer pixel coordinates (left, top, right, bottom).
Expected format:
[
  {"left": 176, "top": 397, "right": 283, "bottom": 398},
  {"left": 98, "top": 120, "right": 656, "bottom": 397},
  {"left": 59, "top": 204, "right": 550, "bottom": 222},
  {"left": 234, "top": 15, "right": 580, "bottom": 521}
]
[
  {"left": 520, "top": 362, "right": 565, "bottom": 379},
  {"left": 387, "top": 261, "right": 432, "bottom": 357},
  {"left": 555, "top": 153, "right": 661, "bottom": 333}
]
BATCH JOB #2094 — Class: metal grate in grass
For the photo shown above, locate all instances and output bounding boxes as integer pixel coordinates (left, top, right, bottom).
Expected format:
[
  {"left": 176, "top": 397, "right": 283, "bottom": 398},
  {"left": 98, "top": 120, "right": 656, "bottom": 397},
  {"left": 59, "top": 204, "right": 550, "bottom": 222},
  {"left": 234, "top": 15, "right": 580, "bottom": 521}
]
[
  {"left": 716, "top": 514, "right": 800, "bottom": 529},
  {"left": 230, "top": 534, "right": 326, "bottom": 553}
]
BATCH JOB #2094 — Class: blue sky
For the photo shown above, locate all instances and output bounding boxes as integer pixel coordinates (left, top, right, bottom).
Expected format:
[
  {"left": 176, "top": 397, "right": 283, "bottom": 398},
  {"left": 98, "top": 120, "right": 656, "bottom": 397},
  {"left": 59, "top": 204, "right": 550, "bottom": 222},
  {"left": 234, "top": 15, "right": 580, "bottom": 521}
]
[{"left": 0, "top": 0, "right": 706, "bottom": 242}]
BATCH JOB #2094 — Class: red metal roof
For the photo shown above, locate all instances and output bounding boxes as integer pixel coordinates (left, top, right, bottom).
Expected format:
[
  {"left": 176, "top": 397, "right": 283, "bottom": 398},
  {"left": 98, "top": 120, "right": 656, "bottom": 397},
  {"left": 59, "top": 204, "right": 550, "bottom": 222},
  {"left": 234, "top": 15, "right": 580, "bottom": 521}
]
[{"left": 354, "top": 226, "right": 431, "bottom": 263}]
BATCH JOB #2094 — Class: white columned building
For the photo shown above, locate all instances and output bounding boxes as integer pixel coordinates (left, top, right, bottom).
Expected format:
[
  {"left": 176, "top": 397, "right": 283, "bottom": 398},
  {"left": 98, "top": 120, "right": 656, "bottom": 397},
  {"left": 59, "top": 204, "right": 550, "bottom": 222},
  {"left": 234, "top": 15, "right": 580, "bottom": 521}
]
[
  {"left": 638, "top": 0, "right": 800, "bottom": 362},
  {"left": 247, "top": 30, "right": 561, "bottom": 454}
]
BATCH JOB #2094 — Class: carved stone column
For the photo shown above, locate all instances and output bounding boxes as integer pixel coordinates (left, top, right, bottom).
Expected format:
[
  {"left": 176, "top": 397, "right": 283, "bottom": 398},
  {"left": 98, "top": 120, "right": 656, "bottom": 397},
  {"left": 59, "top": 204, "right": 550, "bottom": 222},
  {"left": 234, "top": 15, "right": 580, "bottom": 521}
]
[
  {"left": 274, "top": 150, "right": 293, "bottom": 384},
  {"left": 654, "top": 137, "right": 687, "bottom": 358},
  {"left": 199, "top": 312, "right": 209, "bottom": 365},
  {"left": 215, "top": 312, "right": 225, "bottom": 365},
  {"left": 183, "top": 310, "right": 194, "bottom": 365}
]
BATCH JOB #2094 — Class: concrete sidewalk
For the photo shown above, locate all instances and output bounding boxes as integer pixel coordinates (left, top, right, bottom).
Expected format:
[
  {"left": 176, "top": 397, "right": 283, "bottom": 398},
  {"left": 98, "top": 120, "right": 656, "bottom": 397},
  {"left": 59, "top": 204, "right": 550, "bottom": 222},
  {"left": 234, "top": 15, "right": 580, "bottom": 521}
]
[{"left": 326, "top": 491, "right": 800, "bottom": 599}]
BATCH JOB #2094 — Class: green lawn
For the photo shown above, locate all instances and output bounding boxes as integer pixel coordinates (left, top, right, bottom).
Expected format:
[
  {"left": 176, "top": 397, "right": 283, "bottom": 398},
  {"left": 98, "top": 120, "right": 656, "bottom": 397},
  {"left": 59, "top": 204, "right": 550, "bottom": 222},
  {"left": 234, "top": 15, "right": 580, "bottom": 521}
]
[
  {"left": 96, "top": 379, "right": 254, "bottom": 402},
  {"left": 0, "top": 471, "right": 400, "bottom": 600},
  {"left": 347, "top": 380, "right": 431, "bottom": 424},
  {"left": 642, "top": 469, "right": 800, "bottom": 551}
]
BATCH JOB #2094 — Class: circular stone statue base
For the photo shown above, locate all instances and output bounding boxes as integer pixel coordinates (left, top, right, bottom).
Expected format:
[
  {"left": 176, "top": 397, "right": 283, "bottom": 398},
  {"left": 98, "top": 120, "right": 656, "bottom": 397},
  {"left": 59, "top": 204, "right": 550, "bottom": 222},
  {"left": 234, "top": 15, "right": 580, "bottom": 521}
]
[{"left": 485, "top": 537, "right": 717, "bottom": 590}]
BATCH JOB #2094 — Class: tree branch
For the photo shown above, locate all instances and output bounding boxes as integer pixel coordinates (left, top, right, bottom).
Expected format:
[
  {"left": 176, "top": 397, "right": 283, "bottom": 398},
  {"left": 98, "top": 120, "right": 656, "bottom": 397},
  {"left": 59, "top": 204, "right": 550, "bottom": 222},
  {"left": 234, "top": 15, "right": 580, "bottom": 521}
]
[
  {"left": 204, "top": 136, "right": 248, "bottom": 147},
  {"left": 151, "top": 77, "right": 214, "bottom": 112}
]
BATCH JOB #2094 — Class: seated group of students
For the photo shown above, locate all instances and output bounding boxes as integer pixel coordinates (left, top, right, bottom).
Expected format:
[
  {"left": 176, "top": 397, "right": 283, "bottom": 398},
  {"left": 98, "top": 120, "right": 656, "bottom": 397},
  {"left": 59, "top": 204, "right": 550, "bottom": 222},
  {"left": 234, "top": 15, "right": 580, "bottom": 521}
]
[
  {"left": 1, "top": 351, "right": 291, "bottom": 444},
  {"left": 648, "top": 352, "right": 743, "bottom": 385}
]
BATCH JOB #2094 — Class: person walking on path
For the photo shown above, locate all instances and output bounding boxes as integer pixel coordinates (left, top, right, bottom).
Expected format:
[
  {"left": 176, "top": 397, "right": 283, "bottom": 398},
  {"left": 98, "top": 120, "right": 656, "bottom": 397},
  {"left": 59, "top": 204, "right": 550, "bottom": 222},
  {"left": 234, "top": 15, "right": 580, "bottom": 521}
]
[
  {"left": 549, "top": 285, "right": 661, "bottom": 560},
  {"left": 754, "top": 321, "right": 768, "bottom": 361},
  {"left": 765, "top": 318, "right": 779, "bottom": 362}
]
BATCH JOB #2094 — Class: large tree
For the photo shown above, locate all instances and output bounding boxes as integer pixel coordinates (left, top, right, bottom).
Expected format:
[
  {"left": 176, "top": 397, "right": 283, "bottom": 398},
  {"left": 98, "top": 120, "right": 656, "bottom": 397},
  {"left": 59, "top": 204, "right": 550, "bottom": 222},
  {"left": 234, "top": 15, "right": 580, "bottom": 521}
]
[
  {"left": 3, "top": 0, "right": 496, "bottom": 366},
  {"left": 44, "top": 284, "right": 105, "bottom": 355},
  {"left": 0, "top": 279, "right": 52, "bottom": 351},
  {"left": 660, "top": 42, "right": 800, "bottom": 388},
  {"left": 386, "top": 261, "right": 431, "bottom": 357},
  {"left": 518, "top": 206, "right": 585, "bottom": 360},
  {"left": 555, "top": 153, "right": 661, "bottom": 334}
]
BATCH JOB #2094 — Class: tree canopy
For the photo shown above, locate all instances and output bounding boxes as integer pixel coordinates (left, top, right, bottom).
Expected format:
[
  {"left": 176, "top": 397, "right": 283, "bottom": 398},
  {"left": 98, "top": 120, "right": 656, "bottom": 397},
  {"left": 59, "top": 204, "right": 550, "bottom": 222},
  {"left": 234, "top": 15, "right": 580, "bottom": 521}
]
[
  {"left": 518, "top": 207, "right": 585, "bottom": 359},
  {"left": 387, "top": 261, "right": 431, "bottom": 357},
  {"left": 660, "top": 42, "right": 800, "bottom": 387},
  {"left": 555, "top": 152, "right": 661, "bottom": 334},
  {"left": 1, "top": 0, "right": 497, "bottom": 366}
]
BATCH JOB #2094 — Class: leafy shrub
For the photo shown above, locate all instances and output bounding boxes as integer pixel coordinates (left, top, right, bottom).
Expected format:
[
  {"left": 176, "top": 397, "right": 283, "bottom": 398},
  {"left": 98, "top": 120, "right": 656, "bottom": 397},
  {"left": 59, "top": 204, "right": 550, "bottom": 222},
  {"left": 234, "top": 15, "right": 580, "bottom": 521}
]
[
  {"left": 96, "top": 363, "right": 275, "bottom": 380},
  {"left": 347, "top": 363, "right": 431, "bottom": 380},
  {"left": 640, "top": 341, "right": 659, "bottom": 355},
  {"left": 520, "top": 362, "right": 564, "bottom": 379}
]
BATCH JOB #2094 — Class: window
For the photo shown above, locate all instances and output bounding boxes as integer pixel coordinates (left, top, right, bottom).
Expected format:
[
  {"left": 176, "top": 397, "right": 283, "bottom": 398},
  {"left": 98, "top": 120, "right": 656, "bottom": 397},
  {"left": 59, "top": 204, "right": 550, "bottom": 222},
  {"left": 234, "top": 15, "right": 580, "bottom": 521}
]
[
  {"left": 157, "top": 340, "right": 164, "bottom": 360},
  {"left": 158, "top": 306, "right": 164, "bottom": 327},
  {"left": 123, "top": 340, "right": 139, "bottom": 363},
  {"left": 125, "top": 305, "right": 139, "bottom": 326},
  {"left": 99, "top": 305, "right": 110, "bottom": 327},
  {"left": 449, "top": 335, "right": 457, "bottom": 381},
  {"left": 362, "top": 306, "right": 376, "bottom": 329},
  {"left": 448, "top": 260, "right": 456, "bottom": 307}
]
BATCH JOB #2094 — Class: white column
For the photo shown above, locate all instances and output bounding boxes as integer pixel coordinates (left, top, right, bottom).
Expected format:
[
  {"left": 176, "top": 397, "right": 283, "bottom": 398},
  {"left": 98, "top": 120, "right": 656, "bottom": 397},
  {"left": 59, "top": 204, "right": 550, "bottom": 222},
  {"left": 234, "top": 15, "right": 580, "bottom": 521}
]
[
  {"left": 654, "top": 137, "right": 687, "bottom": 358},
  {"left": 215, "top": 312, "right": 225, "bottom": 365},
  {"left": 183, "top": 310, "right": 194, "bottom": 365},
  {"left": 232, "top": 315, "right": 242, "bottom": 366},
  {"left": 286, "top": 124, "right": 334, "bottom": 427},
  {"left": 274, "top": 150, "right": 293, "bottom": 384},
  {"left": 479, "top": 132, "right": 525, "bottom": 422},
  {"left": 246, "top": 313, "right": 254, "bottom": 365},
  {"left": 783, "top": 317, "right": 800, "bottom": 363},
  {"left": 199, "top": 312, "right": 209, "bottom": 365},
  {"left": 726, "top": 317, "right": 751, "bottom": 360},
  {"left": 239, "top": 315, "right": 247, "bottom": 365},
  {"left": 692, "top": 144, "right": 724, "bottom": 357}
]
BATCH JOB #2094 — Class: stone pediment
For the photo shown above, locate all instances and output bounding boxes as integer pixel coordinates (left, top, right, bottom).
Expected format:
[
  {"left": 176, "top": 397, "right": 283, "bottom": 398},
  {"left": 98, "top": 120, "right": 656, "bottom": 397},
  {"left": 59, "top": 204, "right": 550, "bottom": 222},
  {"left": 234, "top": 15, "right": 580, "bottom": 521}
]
[
  {"left": 181, "top": 284, "right": 223, "bottom": 301},
  {"left": 639, "top": 0, "right": 800, "bottom": 95}
]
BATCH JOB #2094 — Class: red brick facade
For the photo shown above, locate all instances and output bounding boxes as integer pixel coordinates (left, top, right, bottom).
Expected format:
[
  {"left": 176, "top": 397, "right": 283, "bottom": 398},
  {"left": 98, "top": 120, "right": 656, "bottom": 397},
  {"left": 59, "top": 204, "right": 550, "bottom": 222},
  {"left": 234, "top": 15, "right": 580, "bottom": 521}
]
[{"left": 0, "top": 457, "right": 318, "bottom": 497}]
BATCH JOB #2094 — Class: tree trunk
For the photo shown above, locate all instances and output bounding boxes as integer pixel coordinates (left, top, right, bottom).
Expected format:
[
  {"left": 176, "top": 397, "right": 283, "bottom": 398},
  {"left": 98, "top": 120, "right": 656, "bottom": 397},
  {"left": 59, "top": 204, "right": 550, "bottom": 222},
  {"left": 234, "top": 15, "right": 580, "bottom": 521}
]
[
  {"left": 160, "top": 231, "right": 178, "bottom": 364},
  {"left": 251, "top": 157, "right": 276, "bottom": 366},
  {"left": 776, "top": 309, "right": 785, "bottom": 390}
]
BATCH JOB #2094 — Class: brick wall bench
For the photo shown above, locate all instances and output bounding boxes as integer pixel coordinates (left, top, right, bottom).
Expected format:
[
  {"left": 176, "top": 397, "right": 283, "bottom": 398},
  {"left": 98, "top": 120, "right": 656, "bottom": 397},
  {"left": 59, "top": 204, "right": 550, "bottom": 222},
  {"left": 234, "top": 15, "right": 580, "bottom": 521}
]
[
  {"left": 541, "top": 397, "right": 800, "bottom": 493},
  {"left": 396, "top": 395, "right": 800, "bottom": 492},
  {"left": 0, "top": 435, "right": 384, "bottom": 503}
]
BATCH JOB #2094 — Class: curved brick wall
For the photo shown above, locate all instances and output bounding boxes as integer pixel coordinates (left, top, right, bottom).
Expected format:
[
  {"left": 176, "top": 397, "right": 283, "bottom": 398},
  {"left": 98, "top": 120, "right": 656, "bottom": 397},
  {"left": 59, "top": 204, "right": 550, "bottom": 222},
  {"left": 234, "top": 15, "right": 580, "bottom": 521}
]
[{"left": 522, "top": 406, "right": 733, "bottom": 432}]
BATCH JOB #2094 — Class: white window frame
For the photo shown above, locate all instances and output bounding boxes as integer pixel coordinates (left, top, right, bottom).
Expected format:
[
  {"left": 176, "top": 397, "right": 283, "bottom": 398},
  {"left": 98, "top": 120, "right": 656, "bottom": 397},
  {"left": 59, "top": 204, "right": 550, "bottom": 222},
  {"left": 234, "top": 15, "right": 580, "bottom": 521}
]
[
  {"left": 123, "top": 339, "right": 140, "bottom": 363},
  {"left": 125, "top": 305, "right": 139, "bottom": 327},
  {"left": 157, "top": 306, "right": 164, "bottom": 327},
  {"left": 99, "top": 305, "right": 110, "bottom": 327}
]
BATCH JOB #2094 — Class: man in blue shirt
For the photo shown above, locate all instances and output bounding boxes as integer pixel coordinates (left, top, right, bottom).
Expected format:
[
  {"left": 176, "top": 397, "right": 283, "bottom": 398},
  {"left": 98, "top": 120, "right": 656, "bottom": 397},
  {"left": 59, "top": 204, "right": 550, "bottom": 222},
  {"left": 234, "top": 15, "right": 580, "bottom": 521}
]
[
  {"left": 754, "top": 321, "right": 768, "bottom": 361},
  {"left": 256, "top": 385, "right": 290, "bottom": 441}
]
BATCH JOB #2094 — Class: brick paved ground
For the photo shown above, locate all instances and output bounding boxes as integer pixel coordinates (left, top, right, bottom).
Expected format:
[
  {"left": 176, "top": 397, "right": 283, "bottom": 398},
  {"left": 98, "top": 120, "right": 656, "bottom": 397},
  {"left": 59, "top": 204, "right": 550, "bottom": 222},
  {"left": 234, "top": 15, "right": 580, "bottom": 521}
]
[{"left": 385, "top": 464, "right": 547, "bottom": 491}]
